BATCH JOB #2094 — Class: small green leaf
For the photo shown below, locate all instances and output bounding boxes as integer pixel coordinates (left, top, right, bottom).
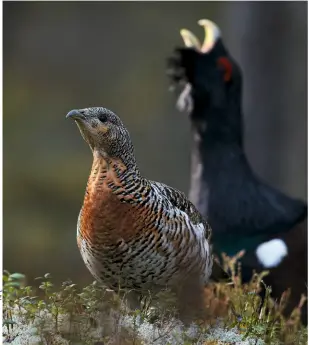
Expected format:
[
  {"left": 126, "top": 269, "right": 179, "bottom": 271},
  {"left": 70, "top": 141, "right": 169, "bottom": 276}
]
[
  {"left": 9, "top": 273, "right": 25, "bottom": 280},
  {"left": 5, "top": 282, "right": 21, "bottom": 288}
]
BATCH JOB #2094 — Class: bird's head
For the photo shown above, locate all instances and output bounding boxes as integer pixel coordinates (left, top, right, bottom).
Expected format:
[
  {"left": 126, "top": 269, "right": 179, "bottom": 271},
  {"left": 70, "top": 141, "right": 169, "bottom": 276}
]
[
  {"left": 168, "top": 19, "right": 244, "bottom": 143},
  {"left": 66, "top": 107, "right": 135, "bottom": 164},
  {"left": 170, "top": 19, "right": 243, "bottom": 117}
]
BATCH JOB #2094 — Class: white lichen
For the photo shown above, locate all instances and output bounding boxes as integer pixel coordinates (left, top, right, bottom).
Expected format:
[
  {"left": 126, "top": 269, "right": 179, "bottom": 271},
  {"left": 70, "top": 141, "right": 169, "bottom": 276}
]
[{"left": 3, "top": 305, "right": 265, "bottom": 345}]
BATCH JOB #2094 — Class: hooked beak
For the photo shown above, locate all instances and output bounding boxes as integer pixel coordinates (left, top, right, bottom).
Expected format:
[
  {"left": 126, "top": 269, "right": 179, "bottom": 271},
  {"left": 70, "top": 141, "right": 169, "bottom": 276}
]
[
  {"left": 66, "top": 109, "right": 85, "bottom": 120},
  {"left": 180, "top": 19, "right": 221, "bottom": 53}
]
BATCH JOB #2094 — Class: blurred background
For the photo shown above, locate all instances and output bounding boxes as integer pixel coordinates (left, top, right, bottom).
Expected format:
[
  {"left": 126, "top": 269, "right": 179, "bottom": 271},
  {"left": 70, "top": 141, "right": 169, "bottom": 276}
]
[{"left": 4, "top": 2, "right": 307, "bottom": 286}]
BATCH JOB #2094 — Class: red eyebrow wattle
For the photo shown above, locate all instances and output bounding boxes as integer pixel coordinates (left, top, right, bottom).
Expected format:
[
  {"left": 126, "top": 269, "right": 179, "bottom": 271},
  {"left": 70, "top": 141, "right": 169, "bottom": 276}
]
[{"left": 217, "top": 57, "right": 232, "bottom": 82}]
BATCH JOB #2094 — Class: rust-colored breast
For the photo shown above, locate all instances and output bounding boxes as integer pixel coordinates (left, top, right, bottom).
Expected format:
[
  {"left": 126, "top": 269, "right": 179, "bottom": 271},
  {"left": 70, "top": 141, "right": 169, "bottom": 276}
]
[
  {"left": 76, "top": 156, "right": 212, "bottom": 292},
  {"left": 78, "top": 156, "right": 155, "bottom": 247}
]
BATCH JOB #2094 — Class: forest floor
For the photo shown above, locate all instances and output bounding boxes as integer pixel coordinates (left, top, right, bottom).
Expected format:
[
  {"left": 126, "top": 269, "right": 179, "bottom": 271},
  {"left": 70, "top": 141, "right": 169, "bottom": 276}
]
[{"left": 3, "top": 254, "right": 307, "bottom": 345}]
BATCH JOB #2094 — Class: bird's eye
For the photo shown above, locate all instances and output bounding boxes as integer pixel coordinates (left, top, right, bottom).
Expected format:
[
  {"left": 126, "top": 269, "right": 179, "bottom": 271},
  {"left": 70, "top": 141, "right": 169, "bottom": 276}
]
[{"left": 98, "top": 114, "right": 107, "bottom": 123}]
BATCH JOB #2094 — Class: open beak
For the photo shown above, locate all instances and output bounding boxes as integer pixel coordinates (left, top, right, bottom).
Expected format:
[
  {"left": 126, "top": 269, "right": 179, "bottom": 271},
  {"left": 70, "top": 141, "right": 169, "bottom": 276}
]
[{"left": 180, "top": 19, "right": 221, "bottom": 53}]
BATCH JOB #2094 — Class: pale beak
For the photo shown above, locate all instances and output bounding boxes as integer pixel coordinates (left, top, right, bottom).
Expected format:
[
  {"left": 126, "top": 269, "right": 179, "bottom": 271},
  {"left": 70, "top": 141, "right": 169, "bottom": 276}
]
[{"left": 180, "top": 19, "right": 221, "bottom": 53}]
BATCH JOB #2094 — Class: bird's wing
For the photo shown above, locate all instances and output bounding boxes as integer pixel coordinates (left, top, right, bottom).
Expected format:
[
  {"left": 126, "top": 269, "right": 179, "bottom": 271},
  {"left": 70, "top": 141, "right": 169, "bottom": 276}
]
[
  {"left": 151, "top": 181, "right": 212, "bottom": 241},
  {"left": 150, "top": 181, "right": 231, "bottom": 283}
]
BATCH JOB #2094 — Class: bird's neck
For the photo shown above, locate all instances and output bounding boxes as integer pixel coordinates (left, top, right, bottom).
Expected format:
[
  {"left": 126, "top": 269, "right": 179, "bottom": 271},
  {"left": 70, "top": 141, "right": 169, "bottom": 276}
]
[
  {"left": 86, "top": 151, "right": 141, "bottom": 194},
  {"left": 188, "top": 89, "right": 251, "bottom": 215},
  {"left": 192, "top": 81, "right": 244, "bottom": 146}
]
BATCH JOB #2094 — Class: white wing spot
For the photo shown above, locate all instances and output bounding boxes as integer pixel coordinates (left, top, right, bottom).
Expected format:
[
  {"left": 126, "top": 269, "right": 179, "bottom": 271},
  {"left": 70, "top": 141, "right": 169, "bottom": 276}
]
[{"left": 256, "top": 239, "right": 288, "bottom": 268}]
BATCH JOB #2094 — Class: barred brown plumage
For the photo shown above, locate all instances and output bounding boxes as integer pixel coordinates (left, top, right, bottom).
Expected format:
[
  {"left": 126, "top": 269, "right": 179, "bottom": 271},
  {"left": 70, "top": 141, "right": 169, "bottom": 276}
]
[{"left": 66, "top": 107, "right": 227, "bottom": 321}]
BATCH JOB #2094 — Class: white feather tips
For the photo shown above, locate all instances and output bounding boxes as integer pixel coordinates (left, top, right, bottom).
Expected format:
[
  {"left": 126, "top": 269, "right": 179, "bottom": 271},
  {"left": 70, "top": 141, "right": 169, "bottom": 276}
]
[{"left": 256, "top": 238, "right": 288, "bottom": 268}]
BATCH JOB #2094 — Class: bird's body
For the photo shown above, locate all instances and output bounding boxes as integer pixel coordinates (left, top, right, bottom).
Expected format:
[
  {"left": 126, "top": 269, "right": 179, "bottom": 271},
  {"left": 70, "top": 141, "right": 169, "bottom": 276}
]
[
  {"left": 77, "top": 152, "right": 212, "bottom": 292},
  {"left": 167, "top": 20, "right": 307, "bottom": 322},
  {"left": 66, "top": 107, "right": 218, "bottom": 317},
  {"left": 189, "top": 139, "right": 306, "bottom": 257}
]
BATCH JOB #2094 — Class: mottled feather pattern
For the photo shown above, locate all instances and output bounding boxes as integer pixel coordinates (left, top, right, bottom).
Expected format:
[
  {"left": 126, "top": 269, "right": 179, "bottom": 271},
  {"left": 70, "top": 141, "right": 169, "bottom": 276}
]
[
  {"left": 151, "top": 181, "right": 212, "bottom": 239},
  {"left": 76, "top": 154, "right": 212, "bottom": 292},
  {"left": 66, "top": 107, "right": 214, "bottom": 309}
]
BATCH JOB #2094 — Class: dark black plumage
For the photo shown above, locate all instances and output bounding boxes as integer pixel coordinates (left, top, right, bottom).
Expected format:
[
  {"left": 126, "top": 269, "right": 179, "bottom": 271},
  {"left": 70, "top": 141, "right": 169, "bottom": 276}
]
[{"left": 167, "top": 21, "right": 307, "bottom": 324}]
